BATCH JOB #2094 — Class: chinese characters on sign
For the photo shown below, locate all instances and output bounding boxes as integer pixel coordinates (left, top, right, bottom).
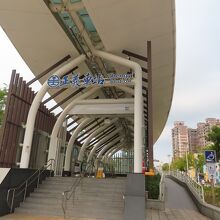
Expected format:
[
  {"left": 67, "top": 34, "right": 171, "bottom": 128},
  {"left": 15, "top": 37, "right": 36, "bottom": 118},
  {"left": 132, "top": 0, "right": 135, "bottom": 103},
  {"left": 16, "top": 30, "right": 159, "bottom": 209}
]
[
  {"left": 47, "top": 73, "right": 105, "bottom": 88},
  {"left": 47, "top": 72, "right": 133, "bottom": 88}
]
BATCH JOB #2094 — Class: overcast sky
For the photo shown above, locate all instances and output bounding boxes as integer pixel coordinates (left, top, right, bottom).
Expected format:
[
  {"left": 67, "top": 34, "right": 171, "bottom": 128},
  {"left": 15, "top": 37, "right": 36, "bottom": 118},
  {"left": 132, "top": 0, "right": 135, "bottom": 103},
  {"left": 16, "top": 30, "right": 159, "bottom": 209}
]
[{"left": 0, "top": 1, "right": 220, "bottom": 164}]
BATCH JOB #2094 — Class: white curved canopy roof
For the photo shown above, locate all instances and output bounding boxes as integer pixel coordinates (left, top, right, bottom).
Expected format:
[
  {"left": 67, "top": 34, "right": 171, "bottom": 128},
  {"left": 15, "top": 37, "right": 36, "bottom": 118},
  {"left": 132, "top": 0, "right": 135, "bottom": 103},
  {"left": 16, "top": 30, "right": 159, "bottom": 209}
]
[{"left": 0, "top": 0, "right": 175, "bottom": 144}]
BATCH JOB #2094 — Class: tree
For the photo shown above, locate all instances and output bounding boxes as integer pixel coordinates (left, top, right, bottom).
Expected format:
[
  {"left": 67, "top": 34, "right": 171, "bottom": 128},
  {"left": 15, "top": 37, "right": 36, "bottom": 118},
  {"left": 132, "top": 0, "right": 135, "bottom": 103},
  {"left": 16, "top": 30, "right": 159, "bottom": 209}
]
[
  {"left": 196, "top": 153, "right": 205, "bottom": 173},
  {"left": 0, "top": 85, "right": 8, "bottom": 126},
  {"left": 171, "top": 157, "right": 186, "bottom": 171},
  {"left": 206, "top": 126, "right": 220, "bottom": 161},
  {"left": 162, "top": 163, "right": 169, "bottom": 171}
]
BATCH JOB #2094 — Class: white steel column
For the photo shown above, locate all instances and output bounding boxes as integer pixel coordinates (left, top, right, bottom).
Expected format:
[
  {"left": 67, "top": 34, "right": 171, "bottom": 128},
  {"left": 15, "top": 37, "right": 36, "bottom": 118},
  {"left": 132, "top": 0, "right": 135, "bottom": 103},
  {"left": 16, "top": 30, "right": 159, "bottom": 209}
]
[
  {"left": 93, "top": 50, "right": 143, "bottom": 173},
  {"left": 78, "top": 118, "right": 118, "bottom": 162},
  {"left": 64, "top": 118, "right": 92, "bottom": 171},
  {"left": 20, "top": 55, "right": 86, "bottom": 168},
  {"left": 87, "top": 127, "right": 122, "bottom": 163},
  {"left": 48, "top": 87, "right": 99, "bottom": 162}
]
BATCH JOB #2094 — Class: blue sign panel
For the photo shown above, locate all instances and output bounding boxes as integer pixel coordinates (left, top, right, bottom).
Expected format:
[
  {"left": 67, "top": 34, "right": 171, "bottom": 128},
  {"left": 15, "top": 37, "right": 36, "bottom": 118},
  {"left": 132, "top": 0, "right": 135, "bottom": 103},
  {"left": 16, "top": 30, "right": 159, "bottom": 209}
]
[{"left": 204, "top": 150, "right": 216, "bottom": 163}]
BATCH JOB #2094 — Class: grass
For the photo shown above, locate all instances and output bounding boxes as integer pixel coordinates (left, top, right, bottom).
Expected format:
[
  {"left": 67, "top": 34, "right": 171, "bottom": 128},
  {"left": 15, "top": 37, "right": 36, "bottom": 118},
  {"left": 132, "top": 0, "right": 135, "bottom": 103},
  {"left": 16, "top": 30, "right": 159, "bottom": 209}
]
[{"left": 204, "top": 186, "right": 220, "bottom": 207}]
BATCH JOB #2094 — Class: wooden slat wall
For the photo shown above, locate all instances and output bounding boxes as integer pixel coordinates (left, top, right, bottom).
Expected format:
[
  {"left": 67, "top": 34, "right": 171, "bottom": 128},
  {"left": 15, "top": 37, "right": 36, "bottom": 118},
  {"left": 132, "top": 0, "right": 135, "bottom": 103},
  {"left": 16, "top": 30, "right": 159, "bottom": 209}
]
[{"left": 0, "top": 72, "right": 57, "bottom": 167}]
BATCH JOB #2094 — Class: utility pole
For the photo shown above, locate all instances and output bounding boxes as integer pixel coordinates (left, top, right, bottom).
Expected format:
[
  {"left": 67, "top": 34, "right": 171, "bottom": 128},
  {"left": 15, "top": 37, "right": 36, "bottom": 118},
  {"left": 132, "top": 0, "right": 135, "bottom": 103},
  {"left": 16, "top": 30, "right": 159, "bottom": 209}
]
[
  {"left": 168, "top": 154, "right": 171, "bottom": 174},
  {"left": 185, "top": 150, "right": 189, "bottom": 175}
]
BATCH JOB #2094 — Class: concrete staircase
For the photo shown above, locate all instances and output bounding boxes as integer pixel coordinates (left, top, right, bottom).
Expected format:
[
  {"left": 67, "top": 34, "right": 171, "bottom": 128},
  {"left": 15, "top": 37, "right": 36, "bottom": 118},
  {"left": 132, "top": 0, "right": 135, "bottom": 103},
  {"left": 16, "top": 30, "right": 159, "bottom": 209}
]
[{"left": 15, "top": 176, "right": 126, "bottom": 220}]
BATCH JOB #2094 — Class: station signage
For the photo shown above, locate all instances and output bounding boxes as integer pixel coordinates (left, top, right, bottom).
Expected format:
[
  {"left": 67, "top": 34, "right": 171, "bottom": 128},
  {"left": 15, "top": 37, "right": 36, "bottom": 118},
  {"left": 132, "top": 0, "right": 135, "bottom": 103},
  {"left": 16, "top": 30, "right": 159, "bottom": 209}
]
[{"left": 47, "top": 72, "right": 134, "bottom": 88}]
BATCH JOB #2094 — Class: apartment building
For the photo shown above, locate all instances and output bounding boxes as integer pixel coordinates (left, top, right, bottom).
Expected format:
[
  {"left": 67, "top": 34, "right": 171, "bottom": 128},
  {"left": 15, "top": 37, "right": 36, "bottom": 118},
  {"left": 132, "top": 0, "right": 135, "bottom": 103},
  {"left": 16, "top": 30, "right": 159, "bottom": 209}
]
[
  {"left": 197, "top": 118, "right": 220, "bottom": 148},
  {"left": 172, "top": 118, "right": 220, "bottom": 158},
  {"left": 188, "top": 128, "right": 198, "bottom": 152},
  {"left": 172, "top": 121, "right": 189, "bottom": 159}
]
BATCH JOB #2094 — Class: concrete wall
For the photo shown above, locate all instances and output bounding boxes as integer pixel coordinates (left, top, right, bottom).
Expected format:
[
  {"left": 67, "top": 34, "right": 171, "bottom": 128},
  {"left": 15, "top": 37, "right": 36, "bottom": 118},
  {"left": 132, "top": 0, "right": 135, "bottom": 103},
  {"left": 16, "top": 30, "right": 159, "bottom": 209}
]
[
  {"left": 145, "top": 176, "right": 165, "bottom": 211},
  {"left": 123, "top": 174, "right": 146, "bottom": 220},
  {"left": 0, "top": 168, "right": 53, "bottom": 216}
]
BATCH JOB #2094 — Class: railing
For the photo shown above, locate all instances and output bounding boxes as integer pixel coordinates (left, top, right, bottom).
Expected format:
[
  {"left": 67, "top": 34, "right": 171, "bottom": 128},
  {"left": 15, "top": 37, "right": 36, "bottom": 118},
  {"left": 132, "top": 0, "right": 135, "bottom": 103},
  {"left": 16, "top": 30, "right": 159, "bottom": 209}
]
[
  {"left": 62, "top": 165, "right": 90, "bottom": 218},
  {"left": 62, "top": 175, "right": 83, "bottom": 218},
  {"left": 159, "top": 173, "right": 165, "bottom": 201},
  {"left": 85, "top": 161, "right": 95, "bottom": 176},
  {"left": 168, "top": 171, "right": 204, "bottom": 202},
  {"left": 6, "top": 159, "right": 55, "bottom": 213}
]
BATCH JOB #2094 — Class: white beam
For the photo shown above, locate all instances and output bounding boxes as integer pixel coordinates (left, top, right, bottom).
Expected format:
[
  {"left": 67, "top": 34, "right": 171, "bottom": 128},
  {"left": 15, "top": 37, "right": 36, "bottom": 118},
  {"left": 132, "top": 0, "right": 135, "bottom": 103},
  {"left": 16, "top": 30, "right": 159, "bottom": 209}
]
[
  {"left": 93, "top": 50, "right": 143, "bottom": 173},
  {"left": 78, "top": 118, "right": 118, "bottom": 162},
  {"left": 115, "top": 85, "right": 134, "bottom": 96},
  {"left": 108, "top": 145, "right": 123, "bottom": 159},
  {"left": 64, "top": 118, "right": 92, "bottom": 171},
  {"left": 96, "top": 137, "right": 122, "bottom": 160},
  {"left": 20, "top": 55, "right": 86, "bottom": 168},
  {"left": 87, "top": 127, "right": 122, "bottom": 163},
  {"left": 48, "top": 87, "right": 99, "bottom": 164},
  {"left": 101, "top": 146, "right": 118, "bottom": 162},
  {"left": 69, "top": 103, "right": 134, "bottom": 115}
]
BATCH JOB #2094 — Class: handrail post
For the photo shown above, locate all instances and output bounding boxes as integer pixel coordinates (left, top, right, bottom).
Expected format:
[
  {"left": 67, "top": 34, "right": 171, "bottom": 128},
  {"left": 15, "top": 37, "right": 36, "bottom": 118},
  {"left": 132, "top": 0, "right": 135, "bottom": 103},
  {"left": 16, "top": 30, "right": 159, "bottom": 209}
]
[
  {"left": 37, "top": 170, "right": 41, "bottom": 188},
  {"left": 23, "top": 181, "right": 28, "bottom": 201},
  {"left": 201, "top": 185, "right": 205, "bottom": 202},
  {"left": 6, "top": 189, "right": 11, "bottom": 204},
  {"left": 10, "top": 189, "right": 15, "bottom": 213},
  {"left": 50, "top": 160, "right": 53, "bottom": 177}
]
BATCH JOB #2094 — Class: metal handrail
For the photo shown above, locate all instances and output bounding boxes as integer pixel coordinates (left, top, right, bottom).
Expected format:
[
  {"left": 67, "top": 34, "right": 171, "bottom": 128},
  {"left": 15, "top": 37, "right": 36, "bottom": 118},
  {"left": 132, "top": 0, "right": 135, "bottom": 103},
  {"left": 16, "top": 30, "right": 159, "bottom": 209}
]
[
  {"left": 62, "top": 176, "right": 83, "bottom": 218},
  {"left": 168, "top": 171, "right": 205, "bottom": 202},
  {"left": 6, "top": 159, "right": 55, "bottom": 213},
  {"left": 61, "top": 165, "right": 91, "bottom": 218},
  {"left": 159, "top": 173, "right": 165, "bottom": 201}
]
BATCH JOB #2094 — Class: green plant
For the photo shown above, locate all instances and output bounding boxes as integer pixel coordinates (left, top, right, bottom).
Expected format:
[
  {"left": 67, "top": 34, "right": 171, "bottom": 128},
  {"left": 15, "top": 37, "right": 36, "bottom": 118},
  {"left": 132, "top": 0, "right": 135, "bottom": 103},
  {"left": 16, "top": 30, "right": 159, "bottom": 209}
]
[
  {"left": 204, "top": 186, "right": 220, "bottom": 207},
  {"left": 162, "top": 163, "right": 169, "bottom": 171},
  {"left": 206, "top": 126, "right": 220, "bottom": 160},
  {"left": 0, "top": 85, "right": 8, "bottom": 126},
  {"left": 145, "top": 174, "right": 161, "bottom": 199}
]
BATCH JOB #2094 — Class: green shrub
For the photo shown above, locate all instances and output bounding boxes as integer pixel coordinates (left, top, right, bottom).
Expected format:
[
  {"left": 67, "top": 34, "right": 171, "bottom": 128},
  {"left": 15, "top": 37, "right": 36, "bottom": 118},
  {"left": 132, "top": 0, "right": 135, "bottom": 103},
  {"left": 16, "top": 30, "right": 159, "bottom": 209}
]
[
  {"left": 145, "top": 174, "right": 161, "bottom": 199},
  {"left": 204, "top": 186, "right": 220, "bottom": 207}
]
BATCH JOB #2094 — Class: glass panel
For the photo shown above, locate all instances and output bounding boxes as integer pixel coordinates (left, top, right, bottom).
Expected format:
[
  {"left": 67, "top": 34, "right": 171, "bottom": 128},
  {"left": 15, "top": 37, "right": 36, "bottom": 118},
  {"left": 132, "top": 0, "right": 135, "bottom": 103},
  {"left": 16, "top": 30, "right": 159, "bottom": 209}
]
[
  {"left": 77, "top": 9, "right": 102, "bottom": 45},
  {"left": 70, "top": 0, "right": 81, "bottom": 3},
  {"left": 77, "top": 9, "right": 96, "bottom": 32},
  {"left": 50, "top": 0, "right": 62, "bottom": 4},
  {"left": 59, "top": 11, "right": 79, "bottom": 35}
]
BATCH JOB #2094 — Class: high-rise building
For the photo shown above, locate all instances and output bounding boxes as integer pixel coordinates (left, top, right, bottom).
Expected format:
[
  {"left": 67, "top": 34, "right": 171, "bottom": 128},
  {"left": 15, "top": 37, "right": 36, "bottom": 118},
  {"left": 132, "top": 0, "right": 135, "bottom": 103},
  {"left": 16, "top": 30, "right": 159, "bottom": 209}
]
[
  {"left": 172, "top": 118, "right": 220, "bottom": 158},
  {"left": 197, "top": 122, "right": 208, "bottom": 147},
  {"left": 196, "top": 118, "right": 220, "bottom": 148},
  {"left": 172, "top": 121, "right": 189, "bottom": 159},
  {"left": 188, "top": 128, "right": 198, "bottom": 152}
]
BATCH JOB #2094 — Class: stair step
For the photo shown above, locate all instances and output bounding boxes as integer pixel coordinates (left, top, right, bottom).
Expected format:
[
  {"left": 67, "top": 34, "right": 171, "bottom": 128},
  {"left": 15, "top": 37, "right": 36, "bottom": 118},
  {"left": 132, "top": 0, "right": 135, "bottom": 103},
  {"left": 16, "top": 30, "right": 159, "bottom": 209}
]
[
  {"left": 14, "top": 176, "right": 126, "bottom": 220},
  {"left": 15, "top": 207, "right": 63, "bottom": 216}
]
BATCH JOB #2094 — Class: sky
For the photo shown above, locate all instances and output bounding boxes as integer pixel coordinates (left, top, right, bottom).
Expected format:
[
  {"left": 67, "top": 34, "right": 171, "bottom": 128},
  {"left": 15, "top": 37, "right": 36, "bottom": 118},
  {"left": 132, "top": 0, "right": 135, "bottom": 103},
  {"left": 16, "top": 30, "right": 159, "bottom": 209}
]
[{"left": 0, "top": 1, "right": 220, "bottom": 164}]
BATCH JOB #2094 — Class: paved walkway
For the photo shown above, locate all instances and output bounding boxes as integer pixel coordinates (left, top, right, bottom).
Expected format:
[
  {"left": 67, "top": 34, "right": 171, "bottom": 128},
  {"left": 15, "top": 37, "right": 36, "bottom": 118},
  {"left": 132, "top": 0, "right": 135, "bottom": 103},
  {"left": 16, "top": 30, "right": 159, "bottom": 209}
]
[
  {"left": 164, "top": 178, "right": 198, "bottom": 210},
  {"left": 145, "top": 177, "right": 211, "bottom": 220},
  {"left": 146, "top": 208, "right": 210, "bottom": 220},
  {"left": 0, "top": 214, "right": 98, "bottom": 220}
]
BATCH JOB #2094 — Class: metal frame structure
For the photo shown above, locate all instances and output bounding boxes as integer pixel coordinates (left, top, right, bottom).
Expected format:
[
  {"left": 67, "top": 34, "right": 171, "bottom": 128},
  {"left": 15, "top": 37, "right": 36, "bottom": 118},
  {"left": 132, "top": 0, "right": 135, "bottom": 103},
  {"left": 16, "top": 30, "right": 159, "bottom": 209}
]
[{"left": 0, "top": 0, "right": 176, "bottom": 176}]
